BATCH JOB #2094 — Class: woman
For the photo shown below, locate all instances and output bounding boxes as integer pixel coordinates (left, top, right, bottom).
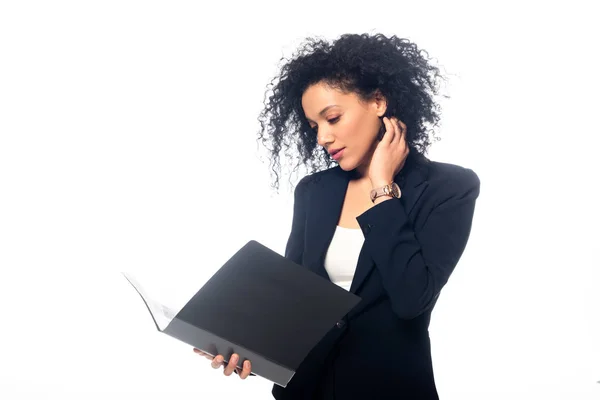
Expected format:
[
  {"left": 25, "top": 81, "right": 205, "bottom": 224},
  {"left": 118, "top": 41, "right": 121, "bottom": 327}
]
[{"left": 194, "top": 33, "right": 480, "bottom": 399}]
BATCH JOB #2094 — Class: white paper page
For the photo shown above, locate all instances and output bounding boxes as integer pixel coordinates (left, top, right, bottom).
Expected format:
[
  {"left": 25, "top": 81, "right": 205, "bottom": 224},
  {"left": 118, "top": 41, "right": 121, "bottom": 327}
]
[
  {"left": 122, "top": 272, "right": 178, "bottom": 331},
  {"left": 121, "top": 271, "right": 213, "bottom": 331}
]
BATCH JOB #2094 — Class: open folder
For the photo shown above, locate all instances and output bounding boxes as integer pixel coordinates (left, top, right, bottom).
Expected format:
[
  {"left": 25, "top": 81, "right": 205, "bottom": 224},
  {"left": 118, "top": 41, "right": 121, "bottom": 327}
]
[{"left": 123, "top": 240, "right": 361, "bottom": 388}]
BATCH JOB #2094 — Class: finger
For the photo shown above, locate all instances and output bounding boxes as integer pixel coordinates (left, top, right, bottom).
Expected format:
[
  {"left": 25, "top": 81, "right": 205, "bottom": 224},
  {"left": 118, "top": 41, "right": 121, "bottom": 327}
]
[
  {"left": 382, "top": 117, "right": 394, "bottom": 144},
  {"left": 193, "top": 348, "right": 208, "bottom": 357},
  {"left": 397, "top": 119, "right": 409, "bottom": 150},
  {"left": 211, "top": 355, "right": 224, "bottom": 369},
  {"left": 391, "top": 117, "right": 402, "bottom": 144},
  {"left": 393, "top": 119, "right": 408, "bottom": 153},
  {"left": 223, "top": 353, "right": 239, "bottom": 376},
  {"left": 239, "top": 360, "right": 252, "bottom": 379},
  {"left": 193, "top": 348, "right": 214, "bottom": 361},
  {"left": 398, "top": 119, "right": 406, "bottom": 135}
]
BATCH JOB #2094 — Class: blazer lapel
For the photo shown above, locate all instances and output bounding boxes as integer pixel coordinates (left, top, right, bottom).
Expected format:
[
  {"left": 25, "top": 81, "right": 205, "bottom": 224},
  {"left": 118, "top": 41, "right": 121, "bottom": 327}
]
[
  {"left": 304, "top": 150, "right": 430, "bottom": 294},
  {"left": 349, "top": 154, "right": 429, "bottom": 293},
  {"left": 304, "top": 167, "right": 350, "bottom": 280}
]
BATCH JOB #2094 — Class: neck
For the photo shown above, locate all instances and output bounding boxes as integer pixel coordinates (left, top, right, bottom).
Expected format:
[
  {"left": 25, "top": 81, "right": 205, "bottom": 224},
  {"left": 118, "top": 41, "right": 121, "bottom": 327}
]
[
  {"left": 352, "top": 146, "right": 415, "bottom": 182},
  {"left": 353, "top": 160, "right": 372, "bottom": 182},
  {"left": 353, "top": 144, "right": 377, "bottom": 180}
]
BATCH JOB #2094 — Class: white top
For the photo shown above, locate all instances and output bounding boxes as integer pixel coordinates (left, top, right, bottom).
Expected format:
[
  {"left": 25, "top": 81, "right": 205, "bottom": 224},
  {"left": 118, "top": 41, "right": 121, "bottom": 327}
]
[{"left": 323, "top": 225, "right": 365, "bottom": 291}]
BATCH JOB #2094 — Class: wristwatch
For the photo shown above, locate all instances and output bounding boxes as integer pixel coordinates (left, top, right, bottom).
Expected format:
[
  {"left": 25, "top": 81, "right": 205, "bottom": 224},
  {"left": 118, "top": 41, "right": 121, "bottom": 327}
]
[{"left": 370, "top": 182, "right": 401, "bottom": 203}]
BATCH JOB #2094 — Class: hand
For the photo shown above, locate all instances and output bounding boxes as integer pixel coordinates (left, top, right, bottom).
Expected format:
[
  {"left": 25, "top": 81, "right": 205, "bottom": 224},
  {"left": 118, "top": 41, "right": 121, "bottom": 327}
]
[
  {"left": 193, "top": 348, "right": 253, "bottom": 379},
  {"left": 368, "top": 116, "right": 410, "bottom": 187}
]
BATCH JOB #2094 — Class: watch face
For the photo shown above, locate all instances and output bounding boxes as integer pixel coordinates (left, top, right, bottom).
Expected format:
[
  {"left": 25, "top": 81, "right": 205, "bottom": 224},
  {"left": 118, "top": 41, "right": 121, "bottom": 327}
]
[{"left": 391, "top": 183, "right": 401, "bottom": 197}]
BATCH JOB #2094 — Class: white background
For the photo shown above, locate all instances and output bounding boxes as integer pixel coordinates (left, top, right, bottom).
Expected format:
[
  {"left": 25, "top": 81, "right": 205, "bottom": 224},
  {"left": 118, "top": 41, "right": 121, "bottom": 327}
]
[{"left": 1, "top": 1, "right": 598, "bottom": 399}]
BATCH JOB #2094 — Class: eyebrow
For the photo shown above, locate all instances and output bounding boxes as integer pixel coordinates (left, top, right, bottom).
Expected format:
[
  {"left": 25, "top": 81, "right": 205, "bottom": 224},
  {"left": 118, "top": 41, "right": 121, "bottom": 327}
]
[{"left": 306, "top": 105, "right": 339, "bottom": 123}]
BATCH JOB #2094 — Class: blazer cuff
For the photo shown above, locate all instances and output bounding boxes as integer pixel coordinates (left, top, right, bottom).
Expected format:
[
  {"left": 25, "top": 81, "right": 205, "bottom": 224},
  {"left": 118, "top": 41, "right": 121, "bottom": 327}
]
[{"left": 356, "top": 198, "right": 408, "bottom": 238}]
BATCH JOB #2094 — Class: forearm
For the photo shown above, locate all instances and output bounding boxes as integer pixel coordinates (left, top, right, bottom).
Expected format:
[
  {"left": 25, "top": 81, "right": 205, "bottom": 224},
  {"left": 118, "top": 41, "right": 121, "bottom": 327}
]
[{"left": 357, "top": 172, "right": 479, "bottom": 319}]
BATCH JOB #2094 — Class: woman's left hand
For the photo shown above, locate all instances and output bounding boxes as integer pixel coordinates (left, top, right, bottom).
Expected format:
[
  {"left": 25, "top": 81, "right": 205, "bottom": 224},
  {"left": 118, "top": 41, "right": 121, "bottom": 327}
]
[{"left": 368, "top": 116, "right": 410, "bottom": 187}]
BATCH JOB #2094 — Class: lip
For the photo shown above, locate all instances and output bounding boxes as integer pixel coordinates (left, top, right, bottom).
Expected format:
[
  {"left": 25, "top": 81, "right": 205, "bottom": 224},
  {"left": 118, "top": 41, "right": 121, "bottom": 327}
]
[{"left": 331, "top": 148, "right": 345, "bottom": 160}]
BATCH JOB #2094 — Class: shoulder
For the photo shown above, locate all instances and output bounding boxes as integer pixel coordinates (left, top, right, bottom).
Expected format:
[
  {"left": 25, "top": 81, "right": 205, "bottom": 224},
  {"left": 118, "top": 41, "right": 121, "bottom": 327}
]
[
  {"left": 294, "top": 166, "right": 337, "bottom": 191},
  {"left": 426, "top": 159, "right": 480, "bottom": 187},
  {"left": 423, "top": 159, "right": 481, "bottom": 202}
]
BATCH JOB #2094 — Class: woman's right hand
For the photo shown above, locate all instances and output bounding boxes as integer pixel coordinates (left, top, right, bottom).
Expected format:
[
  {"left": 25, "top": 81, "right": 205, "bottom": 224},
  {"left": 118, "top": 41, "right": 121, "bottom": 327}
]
[{"left": 193, "top": 348, "right": 253, "bottom": 379}]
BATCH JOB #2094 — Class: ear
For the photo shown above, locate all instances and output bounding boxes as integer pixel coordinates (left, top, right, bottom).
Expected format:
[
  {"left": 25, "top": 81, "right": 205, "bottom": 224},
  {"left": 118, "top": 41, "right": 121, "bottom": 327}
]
[{"left": 371, "top": 89, "right": 387, "bottom": 117}]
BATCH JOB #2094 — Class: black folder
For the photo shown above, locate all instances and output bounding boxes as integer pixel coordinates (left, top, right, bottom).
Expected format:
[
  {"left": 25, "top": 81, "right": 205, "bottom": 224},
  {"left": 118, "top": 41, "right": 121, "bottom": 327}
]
[{"left": 123, "top": 240, "right": 361, "bottom": 387}]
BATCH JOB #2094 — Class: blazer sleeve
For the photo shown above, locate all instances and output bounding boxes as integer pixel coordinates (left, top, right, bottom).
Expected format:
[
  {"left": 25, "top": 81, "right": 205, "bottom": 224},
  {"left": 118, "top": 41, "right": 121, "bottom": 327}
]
[
  {"left": 356, "top": 168, "right": 480, "bottom": 320},
  {"left": 284, "top": 175, "right": 310, "bottom": 265}
]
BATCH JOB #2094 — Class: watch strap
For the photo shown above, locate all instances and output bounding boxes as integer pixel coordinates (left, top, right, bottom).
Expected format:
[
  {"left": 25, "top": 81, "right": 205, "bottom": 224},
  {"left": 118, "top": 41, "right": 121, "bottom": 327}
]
[{"left": 370, "top": 182, "right": 401, "bottom": 202}]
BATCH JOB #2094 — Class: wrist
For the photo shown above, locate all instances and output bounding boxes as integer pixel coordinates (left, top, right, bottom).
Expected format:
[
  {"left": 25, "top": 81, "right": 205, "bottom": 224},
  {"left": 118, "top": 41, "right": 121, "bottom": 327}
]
[
  {"left": 373, "top": 196, "right": 393, "bottom": 205},
  {"left": 370, "top": 178, "right": 394, "bottom": 189},
  {"left": 369, "top": 180, "right": 402, "bottom": 203}
]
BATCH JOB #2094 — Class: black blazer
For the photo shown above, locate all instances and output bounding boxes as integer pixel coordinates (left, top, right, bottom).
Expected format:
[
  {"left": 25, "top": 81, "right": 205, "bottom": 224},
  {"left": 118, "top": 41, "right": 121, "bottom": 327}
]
[{"left": 271, "top": 150, "right": 480, "bottom": 400}]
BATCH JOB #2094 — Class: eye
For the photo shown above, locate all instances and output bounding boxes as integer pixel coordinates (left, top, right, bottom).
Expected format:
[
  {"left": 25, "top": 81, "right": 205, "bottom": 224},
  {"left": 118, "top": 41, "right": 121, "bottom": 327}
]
[{"left": 310, "top": 116, "right": 340, "bottom": 132}]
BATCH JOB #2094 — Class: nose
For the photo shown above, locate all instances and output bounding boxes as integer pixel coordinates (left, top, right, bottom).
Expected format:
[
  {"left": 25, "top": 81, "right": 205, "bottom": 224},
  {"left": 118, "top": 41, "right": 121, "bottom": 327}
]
[{"left": 317, "top": 130, "right": 334, "bottom": 148}]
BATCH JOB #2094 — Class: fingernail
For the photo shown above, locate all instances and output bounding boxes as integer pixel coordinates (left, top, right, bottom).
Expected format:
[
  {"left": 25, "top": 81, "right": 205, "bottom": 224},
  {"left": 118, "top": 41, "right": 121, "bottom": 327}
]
[{"left": 244, "top": 361, "right": 250, "bottom": 368}]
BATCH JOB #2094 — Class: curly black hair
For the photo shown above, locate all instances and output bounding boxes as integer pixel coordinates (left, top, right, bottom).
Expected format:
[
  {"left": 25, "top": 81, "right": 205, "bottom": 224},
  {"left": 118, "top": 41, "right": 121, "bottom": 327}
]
[{"left": 256, "top": 33, "right": 447, "bottom": 193}]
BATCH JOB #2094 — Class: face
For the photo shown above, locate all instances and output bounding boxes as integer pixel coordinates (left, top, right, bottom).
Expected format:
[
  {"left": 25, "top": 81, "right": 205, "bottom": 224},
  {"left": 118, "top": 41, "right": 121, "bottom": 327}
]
[{"left": 301, "top": 81, "right": 386, "bottom": 174}]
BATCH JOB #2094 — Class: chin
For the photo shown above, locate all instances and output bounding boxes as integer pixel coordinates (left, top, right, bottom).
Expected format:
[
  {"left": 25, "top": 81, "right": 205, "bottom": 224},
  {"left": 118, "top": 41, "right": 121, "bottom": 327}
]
[{"left": 337, "top": 159, "right": 357, "bottom": 172}]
